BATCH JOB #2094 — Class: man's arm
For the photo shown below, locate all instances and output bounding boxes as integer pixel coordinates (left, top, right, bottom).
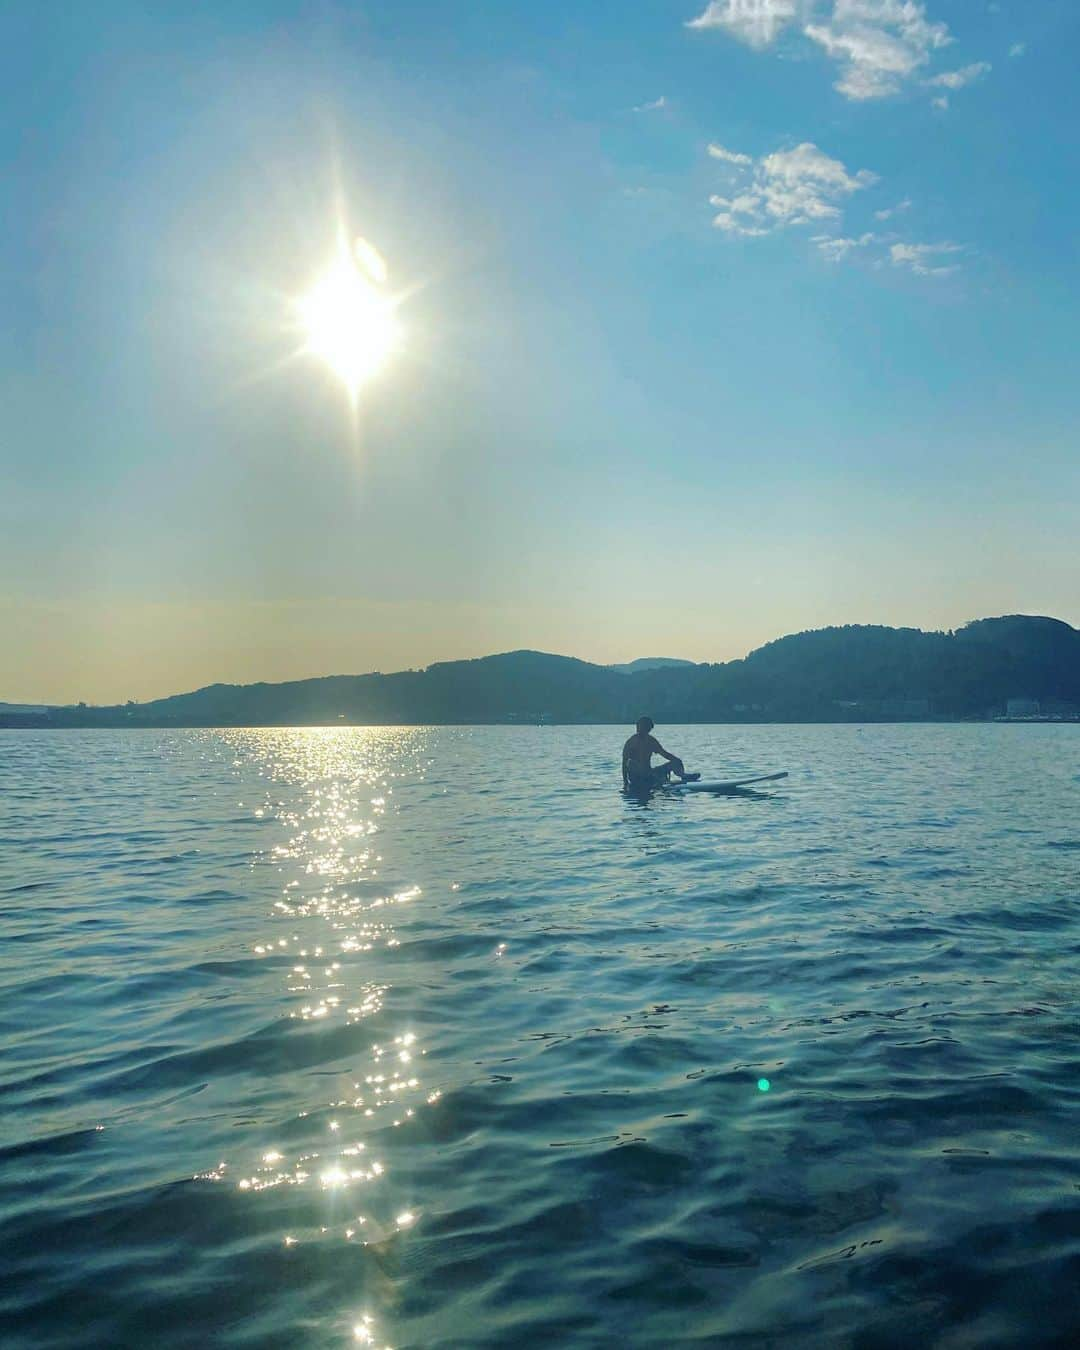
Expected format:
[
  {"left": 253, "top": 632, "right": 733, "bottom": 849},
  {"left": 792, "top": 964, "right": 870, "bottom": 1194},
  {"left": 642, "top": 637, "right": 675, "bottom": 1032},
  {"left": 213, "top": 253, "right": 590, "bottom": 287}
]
[
  {"left": 621, "top": 743, "right": 631, "bottom": 787},
  {"left": 651, "top": 737, "right": 688, "bottom": 778}
]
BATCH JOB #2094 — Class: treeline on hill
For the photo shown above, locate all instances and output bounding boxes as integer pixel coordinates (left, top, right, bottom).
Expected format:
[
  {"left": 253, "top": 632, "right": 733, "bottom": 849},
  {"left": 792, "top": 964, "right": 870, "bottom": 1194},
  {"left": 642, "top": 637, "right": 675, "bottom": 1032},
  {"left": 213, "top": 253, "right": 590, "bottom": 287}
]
[{"left": 24, "top": 615, "right": 1080, "bottom": 727}]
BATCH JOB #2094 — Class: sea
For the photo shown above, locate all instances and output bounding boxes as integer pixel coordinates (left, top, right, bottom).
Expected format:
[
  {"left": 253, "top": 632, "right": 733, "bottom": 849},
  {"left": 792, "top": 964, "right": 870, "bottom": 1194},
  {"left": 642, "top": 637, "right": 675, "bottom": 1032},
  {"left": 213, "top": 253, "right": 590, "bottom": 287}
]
[{"left": 1, "top": 724, "right": 1078, "bottom": 1349}]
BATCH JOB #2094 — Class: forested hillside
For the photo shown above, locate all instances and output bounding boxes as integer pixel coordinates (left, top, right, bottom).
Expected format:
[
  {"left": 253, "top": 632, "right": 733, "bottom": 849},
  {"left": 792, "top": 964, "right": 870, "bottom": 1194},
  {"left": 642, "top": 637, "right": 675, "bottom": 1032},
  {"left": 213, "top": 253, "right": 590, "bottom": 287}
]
[{"left": 22, "top": 616, "right": 1080, "bottom": 727}]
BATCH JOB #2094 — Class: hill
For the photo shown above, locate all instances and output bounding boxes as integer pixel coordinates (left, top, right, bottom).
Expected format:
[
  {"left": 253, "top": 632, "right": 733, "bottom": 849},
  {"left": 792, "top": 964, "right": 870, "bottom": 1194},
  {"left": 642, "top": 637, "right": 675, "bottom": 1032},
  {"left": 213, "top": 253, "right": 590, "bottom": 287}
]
[
  {"left": 18, "top": 615, "right": 1080, "bottom": 728},
  {"left": 10, "top": 618, "right": 1080, "bottom": 729},
  {"left": 608, "top": 658, "right": 697, "bottom": 675}
]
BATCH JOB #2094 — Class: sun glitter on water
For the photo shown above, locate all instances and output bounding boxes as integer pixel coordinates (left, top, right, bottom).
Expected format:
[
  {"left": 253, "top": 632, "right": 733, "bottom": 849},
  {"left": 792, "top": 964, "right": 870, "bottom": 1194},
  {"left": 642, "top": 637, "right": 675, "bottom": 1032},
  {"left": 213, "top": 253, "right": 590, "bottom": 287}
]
[{"left": 296, "top": 232, "right": 403, "bottom": 398}]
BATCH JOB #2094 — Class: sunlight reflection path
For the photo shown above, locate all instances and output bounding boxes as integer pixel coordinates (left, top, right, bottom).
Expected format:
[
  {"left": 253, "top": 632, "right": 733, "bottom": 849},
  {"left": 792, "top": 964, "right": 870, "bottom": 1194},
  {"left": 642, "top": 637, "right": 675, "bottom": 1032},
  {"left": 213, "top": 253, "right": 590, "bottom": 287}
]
[{"left": 196, "top": 728, "right": 438, "bottom": 1348}]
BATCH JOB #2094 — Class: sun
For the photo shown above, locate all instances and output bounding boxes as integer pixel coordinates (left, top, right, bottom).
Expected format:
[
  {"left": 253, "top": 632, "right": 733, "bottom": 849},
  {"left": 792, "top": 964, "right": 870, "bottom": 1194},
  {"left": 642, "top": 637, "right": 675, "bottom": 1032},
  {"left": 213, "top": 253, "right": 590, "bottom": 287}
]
[{"left": 296, "top": 234, "right": 402, "bottom": 396}]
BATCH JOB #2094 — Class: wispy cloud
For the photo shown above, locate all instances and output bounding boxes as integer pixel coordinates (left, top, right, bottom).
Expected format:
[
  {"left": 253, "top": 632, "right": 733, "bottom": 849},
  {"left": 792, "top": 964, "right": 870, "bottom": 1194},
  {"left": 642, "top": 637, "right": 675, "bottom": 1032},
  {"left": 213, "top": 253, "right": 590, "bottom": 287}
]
[
  {"left": 633, "top": 95, "right": 668, "bottom": 112},
  {"left": 890, "top": 240, "right": 962, "bottom": 276},
  {"left": 1009, "top": 42, "right": 1026, "bottom": 59},
  {"left": 813, "top": 232, "right": 877, "bottom": 262},
  {"left": 707, "top": 141, "right": 753, "bottom": 166},
  {"left": 927, "top": 61, "right": 990, "bottom": 90},
  {"left": 874, "top": 197, "right": 912, "bottom": 221},
  {"left": 688, "top": 1, "right": 985, "bottom": 102},
  {"left": 809, "top": 232, "right": 965, "bottom": 277},
  {"left": 805, "top": 1, "right": 952, "bottom": 100},
  {"left": 709, "top": 140, "right": 877, "bottom": 237},
  {"left": 687, "top": 1, "right": 799, "bottom": 49}
]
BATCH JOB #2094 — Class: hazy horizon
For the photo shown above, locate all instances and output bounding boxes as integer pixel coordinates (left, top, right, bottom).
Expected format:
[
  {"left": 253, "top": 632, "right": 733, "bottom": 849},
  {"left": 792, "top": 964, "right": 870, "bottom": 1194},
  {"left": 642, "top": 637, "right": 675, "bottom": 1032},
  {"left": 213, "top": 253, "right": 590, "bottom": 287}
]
[
  {"left": 4, "top": 607, "right": 1077, "bottom": 707},
  {"left": 4, "top": 3, "right": 1078, "bottom": 705}
]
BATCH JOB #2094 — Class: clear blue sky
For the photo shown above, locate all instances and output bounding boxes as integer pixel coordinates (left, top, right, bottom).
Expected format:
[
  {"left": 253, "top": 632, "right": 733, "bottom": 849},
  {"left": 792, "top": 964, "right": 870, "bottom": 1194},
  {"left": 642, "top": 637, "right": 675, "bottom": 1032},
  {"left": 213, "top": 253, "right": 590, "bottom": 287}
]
[{"left": 2, "top": 1, "right": 1077, "bottom": 703}]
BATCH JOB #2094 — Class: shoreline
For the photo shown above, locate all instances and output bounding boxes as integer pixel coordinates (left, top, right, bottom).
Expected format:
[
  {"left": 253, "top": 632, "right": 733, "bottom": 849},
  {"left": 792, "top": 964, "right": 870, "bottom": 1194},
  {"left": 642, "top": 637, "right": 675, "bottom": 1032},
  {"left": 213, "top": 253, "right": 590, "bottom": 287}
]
[{"left": 4, "top": 717, "right": 1079, "bottom": 731}]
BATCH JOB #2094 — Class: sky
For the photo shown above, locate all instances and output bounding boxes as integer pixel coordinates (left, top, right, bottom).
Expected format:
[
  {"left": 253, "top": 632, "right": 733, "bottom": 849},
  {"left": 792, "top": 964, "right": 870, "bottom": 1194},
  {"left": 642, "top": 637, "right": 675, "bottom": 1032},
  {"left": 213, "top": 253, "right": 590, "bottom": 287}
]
[{"left": 2, "top": 0, "right": 1078, "bottom": 704}]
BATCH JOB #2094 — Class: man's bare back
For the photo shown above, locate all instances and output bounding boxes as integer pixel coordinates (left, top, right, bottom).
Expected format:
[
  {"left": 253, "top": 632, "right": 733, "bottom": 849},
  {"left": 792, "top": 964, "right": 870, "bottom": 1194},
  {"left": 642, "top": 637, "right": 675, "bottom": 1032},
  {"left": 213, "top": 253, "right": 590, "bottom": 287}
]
[
  {"left": 622, "top": 716, "right": 695, "bottom": 789},
  {"left": 622, "top": 731, "right": 664, "bottom": 780}
]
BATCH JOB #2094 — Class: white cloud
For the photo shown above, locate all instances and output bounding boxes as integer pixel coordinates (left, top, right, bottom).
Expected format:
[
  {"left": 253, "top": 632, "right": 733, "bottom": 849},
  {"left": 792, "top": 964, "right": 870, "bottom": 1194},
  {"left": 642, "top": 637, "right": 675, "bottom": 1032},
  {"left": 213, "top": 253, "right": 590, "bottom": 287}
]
[
  {"left": 1009, "top": 42, "right": 1026, "bottom": 59},
  {"left": 931, "top": 94, "right": 948, "bottom": 110},
  {"left": 805, "top": 1, "right": 952, "bottom": 100},
  {"left": 874, "top": 197, "right": 912, "bottom": 220},
  {"left": 686, "top": 0, "right": 799, "bottom": 49},
  {"left": 759, "top": 142, "right": 877, "bottom": 220},
  {"left": 813, "top": 232, "right": 877, "bottom": 261},
  {"left": 890, "top": 240, "right": 962, "bottom": 275},
  {"left": 806, "top": 231, "right": 966, "bottom": 275},
  {"left": 711, "top": 211, "right": 771, "bottom": 237},
  {"left": 708, "top": 141, "right": 753, "bottom": 166},
  {"left": 689, "top": 1, "right": 967, "bottom": 101},
  {"left": 927, "top": 61, "right": 990, "bottom": 89},
  {"left": 634, "top": 95, "right": 668, "bottom": 112},
  {"left": 708, "top": 139, "right": 877, "bottom": 237}
]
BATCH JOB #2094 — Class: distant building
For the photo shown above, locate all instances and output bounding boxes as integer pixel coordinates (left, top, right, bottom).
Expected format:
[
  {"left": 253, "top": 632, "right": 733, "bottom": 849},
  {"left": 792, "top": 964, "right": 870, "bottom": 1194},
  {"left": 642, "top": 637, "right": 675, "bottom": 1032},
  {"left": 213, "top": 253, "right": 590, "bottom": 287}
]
[{"left": 1006, "top": 698, "right": 1041, "bottom": 717}]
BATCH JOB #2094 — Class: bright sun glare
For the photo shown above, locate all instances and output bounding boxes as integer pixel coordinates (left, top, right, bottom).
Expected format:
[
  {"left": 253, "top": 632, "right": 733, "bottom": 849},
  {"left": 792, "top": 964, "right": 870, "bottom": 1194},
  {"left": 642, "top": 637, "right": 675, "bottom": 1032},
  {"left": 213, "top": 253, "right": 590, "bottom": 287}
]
[{"left": 296, "top": 233, "right": 402, "bottom": 397}]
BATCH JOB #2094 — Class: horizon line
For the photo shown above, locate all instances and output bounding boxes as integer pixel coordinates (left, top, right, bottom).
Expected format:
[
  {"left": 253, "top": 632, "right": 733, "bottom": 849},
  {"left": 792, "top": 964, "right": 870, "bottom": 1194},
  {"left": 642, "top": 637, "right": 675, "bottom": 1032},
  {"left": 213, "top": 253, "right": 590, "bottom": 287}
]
[{"left": 6, "top": 612, "right": 1072, "bottom": 710}]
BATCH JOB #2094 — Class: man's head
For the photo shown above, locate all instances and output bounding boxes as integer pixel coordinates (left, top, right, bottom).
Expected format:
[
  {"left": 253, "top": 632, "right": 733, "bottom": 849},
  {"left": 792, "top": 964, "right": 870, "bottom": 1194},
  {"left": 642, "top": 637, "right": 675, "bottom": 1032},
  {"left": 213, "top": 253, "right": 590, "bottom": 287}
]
[{"left": 636, "top": 716, "right": 655, "bottom": 735}]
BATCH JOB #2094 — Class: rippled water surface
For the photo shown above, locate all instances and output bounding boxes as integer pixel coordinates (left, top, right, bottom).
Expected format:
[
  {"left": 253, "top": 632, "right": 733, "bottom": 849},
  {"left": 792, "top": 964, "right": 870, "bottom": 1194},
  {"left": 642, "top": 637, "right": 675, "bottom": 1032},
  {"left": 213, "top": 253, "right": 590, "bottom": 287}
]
[{"left": 2, "top": 725, "right": 1079, "bottom": 1348}]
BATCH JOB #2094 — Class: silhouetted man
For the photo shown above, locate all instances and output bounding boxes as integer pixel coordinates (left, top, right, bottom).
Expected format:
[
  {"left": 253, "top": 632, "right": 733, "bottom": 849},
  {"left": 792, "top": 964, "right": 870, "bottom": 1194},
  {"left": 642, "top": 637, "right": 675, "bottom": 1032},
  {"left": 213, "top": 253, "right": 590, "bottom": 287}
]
[{"left": 622, "top": 716, "right": 697, "bottom": 790}]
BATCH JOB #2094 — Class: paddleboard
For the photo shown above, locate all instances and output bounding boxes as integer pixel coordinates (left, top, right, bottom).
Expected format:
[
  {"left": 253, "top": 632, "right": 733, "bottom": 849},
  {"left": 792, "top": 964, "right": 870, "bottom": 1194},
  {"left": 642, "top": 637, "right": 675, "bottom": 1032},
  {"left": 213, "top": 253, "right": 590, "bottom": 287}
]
[{"left": 667, "top": 771, "right": 788, "bottom": 793}]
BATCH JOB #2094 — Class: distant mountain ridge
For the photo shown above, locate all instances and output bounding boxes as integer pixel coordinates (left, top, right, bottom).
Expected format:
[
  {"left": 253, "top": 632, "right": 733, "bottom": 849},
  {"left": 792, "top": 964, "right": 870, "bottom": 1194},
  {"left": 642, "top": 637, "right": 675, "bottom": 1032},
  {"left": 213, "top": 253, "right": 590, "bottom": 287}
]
[
  {"left": 6, "top": 616, "right": 1079, "bottom": 728},
  {"left": 608, "top": 658, "right": 697, "bottom": 675}
]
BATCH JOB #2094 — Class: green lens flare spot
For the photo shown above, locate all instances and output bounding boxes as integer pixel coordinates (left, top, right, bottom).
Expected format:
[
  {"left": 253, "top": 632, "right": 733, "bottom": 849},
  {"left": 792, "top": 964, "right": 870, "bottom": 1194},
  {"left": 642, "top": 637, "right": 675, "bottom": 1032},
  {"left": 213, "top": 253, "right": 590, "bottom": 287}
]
[{"left": 757, "top": 1078, "right": 771, "bottom": 1092}]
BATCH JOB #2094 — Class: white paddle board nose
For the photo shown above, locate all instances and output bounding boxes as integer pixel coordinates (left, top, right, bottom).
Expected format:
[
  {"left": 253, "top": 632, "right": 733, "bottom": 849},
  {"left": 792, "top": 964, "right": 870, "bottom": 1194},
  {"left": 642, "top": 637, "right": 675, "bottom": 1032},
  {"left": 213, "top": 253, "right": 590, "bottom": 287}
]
[{"left": 669, "top": 772, "right": 788, "bottom": 792}]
